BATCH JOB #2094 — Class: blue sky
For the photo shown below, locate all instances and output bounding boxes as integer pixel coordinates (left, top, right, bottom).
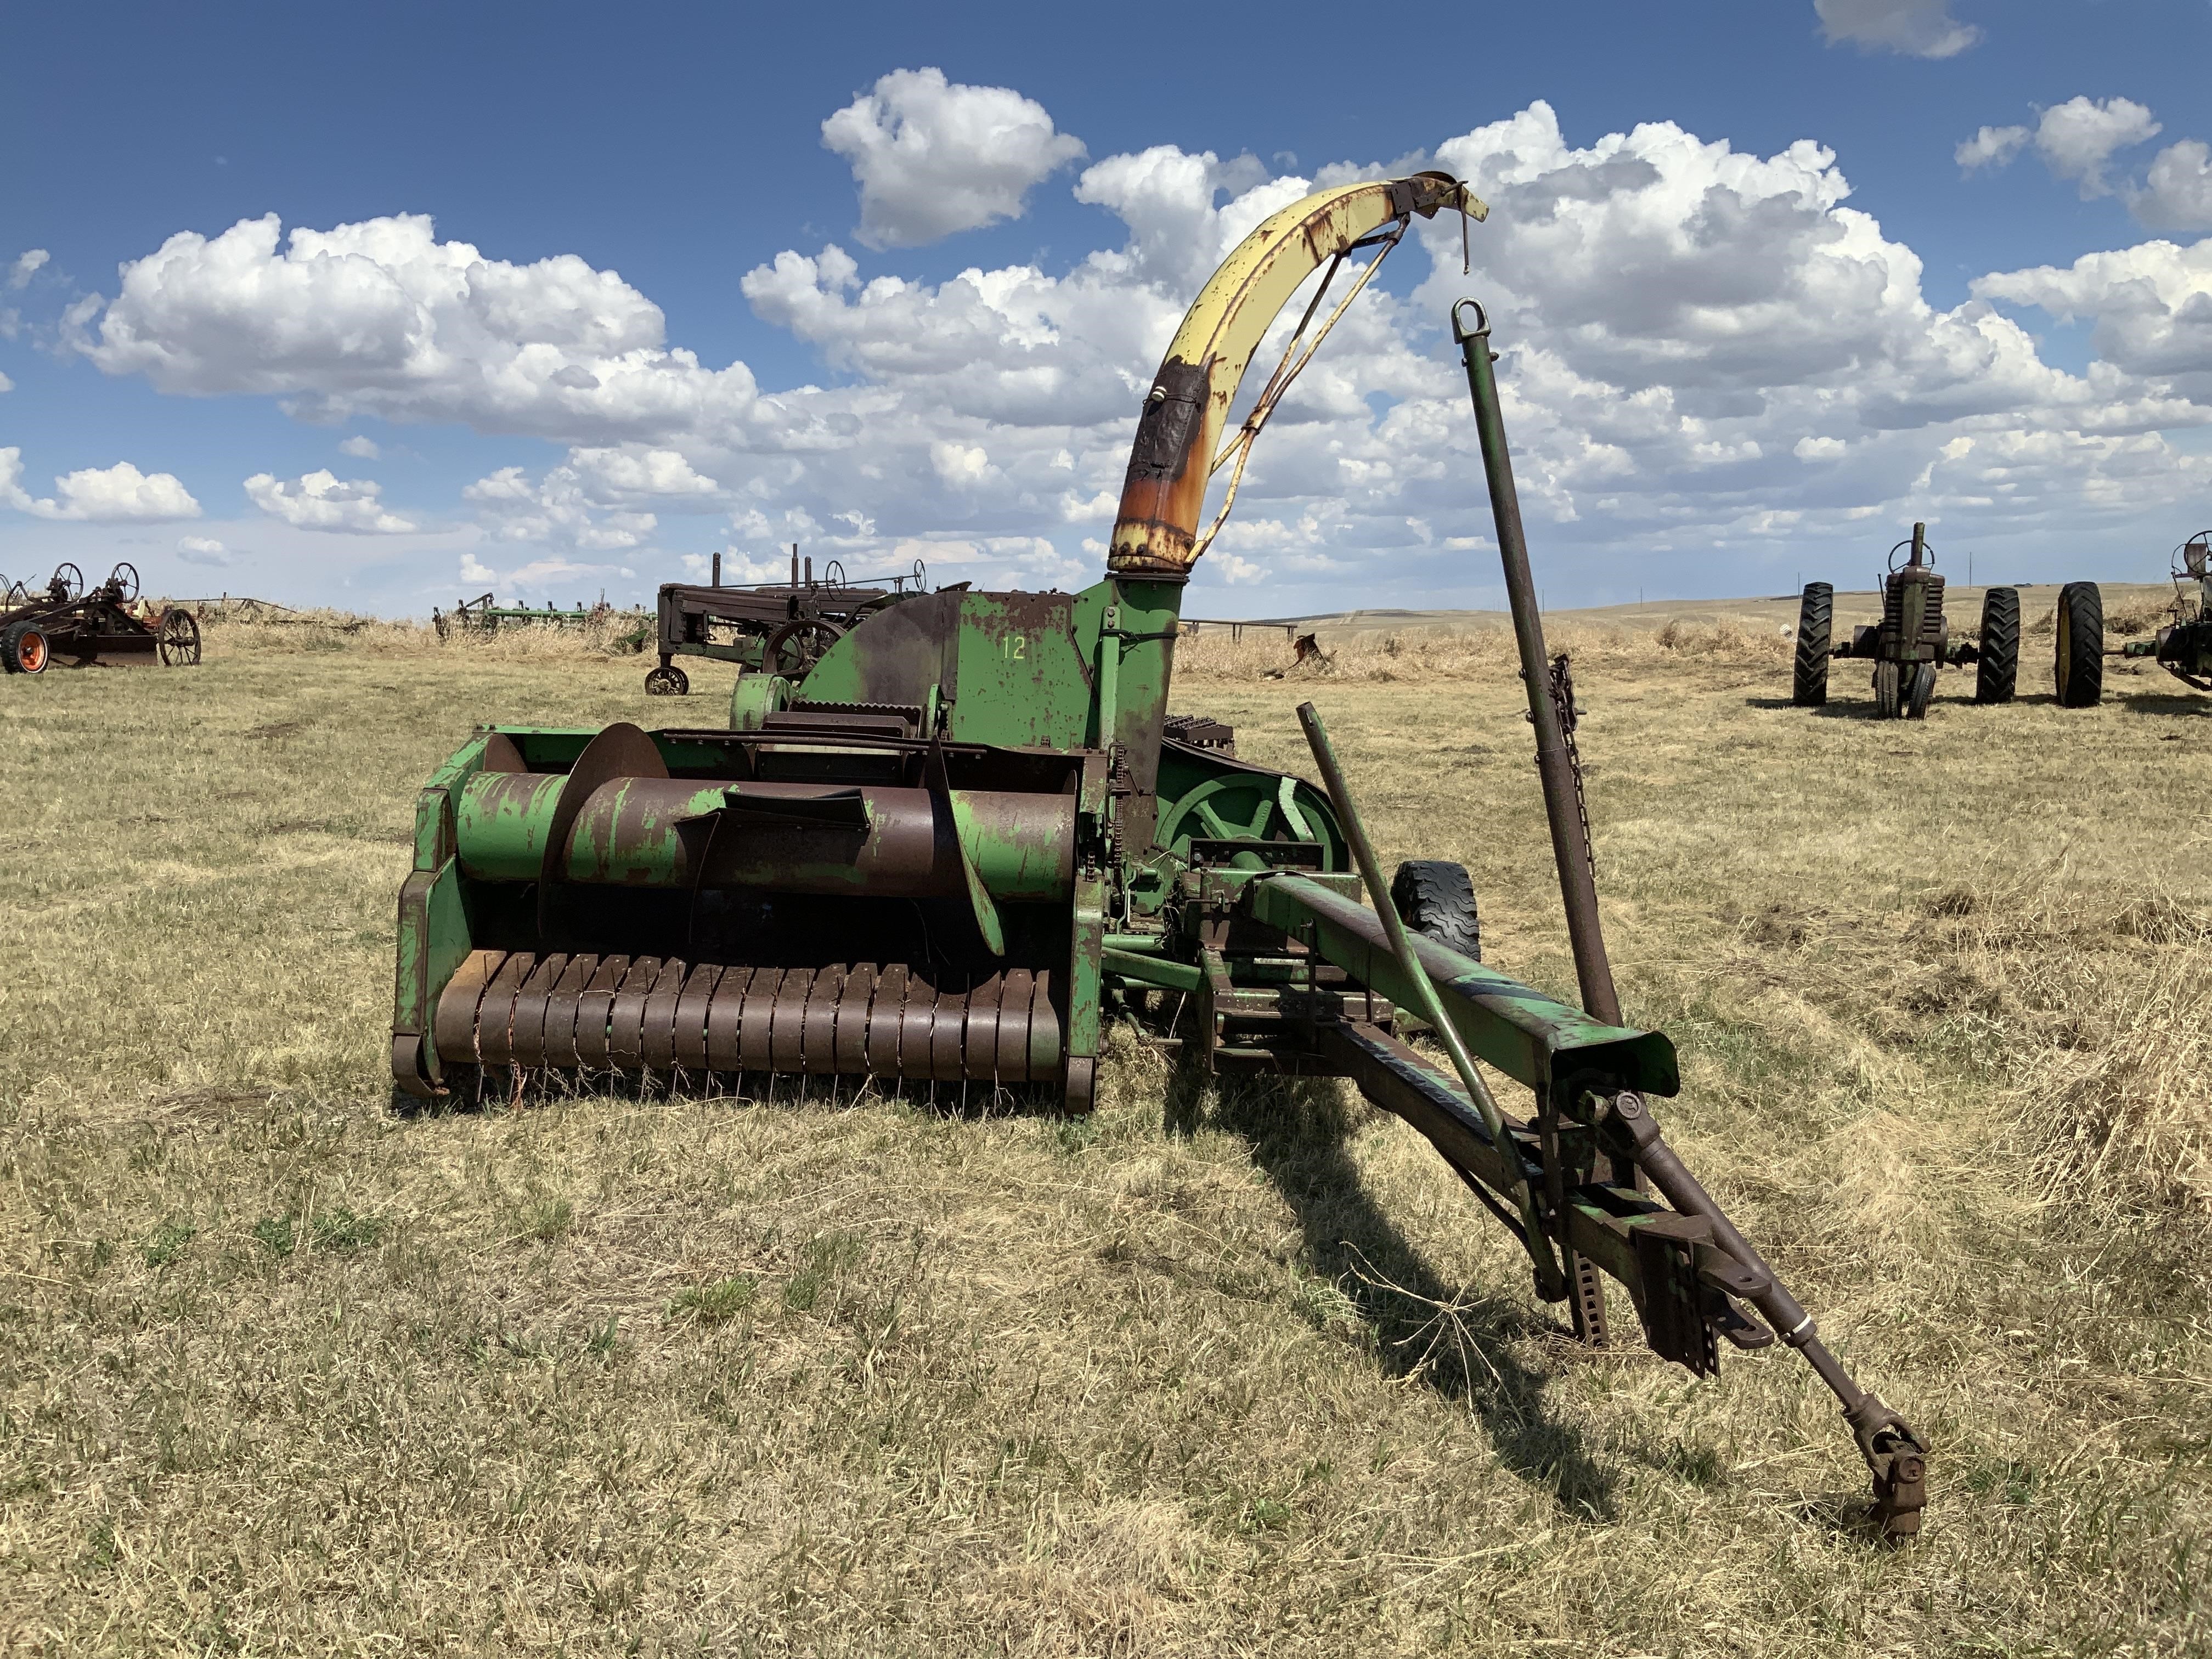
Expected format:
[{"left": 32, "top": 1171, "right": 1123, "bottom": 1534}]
[{"left": 5, "top": 0, "right": 2212, "bottom": 616}]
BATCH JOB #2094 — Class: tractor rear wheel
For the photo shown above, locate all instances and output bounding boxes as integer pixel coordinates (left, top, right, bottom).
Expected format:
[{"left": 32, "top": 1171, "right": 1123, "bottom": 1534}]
[
  {"left": 1, "top": 621, "right": 49, "bottom": 674},
  {"left": 1976, "top": 587, "right": 2019, "bottom": 703},
  {"left": 1792, "top": 583, "right": 1832, "bottom": 707},
  {"left": 2055, "top": 582, "right": 2104, "bottom": 707},
  {"left": 1872, "top": 659, "right": 1901, "bottom": 719},
  {"left": 1905, "top": 660, "right": 1936, "bottom": 719},
  {"left": 1391, "top": 860, "right": 1481, "bottom": 962},
  {"left": 644, "top": 663, "right": 689, "bottom": 696}
]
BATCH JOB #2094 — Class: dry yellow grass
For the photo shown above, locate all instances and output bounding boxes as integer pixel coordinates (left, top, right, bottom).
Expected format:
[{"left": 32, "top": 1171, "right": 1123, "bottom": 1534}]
[{"left": 2, "top": 607, "right": 2209, "bottom": 1655}]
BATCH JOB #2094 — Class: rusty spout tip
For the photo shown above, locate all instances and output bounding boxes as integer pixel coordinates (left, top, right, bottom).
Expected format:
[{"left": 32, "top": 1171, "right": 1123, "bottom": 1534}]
[{"left": 1878, "top": 1510, "right": 1924, "bottom": 1547}]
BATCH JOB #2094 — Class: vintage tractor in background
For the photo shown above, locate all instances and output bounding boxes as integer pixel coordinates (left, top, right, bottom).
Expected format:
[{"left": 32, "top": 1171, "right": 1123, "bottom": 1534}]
[
  {"left": 0, "top": 562, "right": 201, "bottom": 675},
  {"left": 390, "top": 174, "right": 1929, "bottom": 1539},
  {"left": 1792, "top": 524, "right": 2019, "bottom": 716},
  {"left": 640, "top": 551, "right": 932, "bottom": 696},
  {"left": 2111, "top": 531, "right": 2212, "bottom": 692}
]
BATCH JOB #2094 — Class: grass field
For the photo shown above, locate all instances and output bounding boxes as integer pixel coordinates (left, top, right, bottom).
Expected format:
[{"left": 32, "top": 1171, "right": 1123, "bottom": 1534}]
[{"left": 2, "top": 609, "right": 2209, "bottom": 1655}]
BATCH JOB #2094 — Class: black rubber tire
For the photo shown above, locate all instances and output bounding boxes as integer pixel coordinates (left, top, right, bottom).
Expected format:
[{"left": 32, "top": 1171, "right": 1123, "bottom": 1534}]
[
  {"left": 1792, "top": 583, "right": 1832, "bottom": 707},
  {"left": 644, "top": 663, "right": 689, "bottom": 696},
  {"left": 1390, "top": 860, "right": 1481, "bottom": 963},
  {"left": 2055, "top": 582, "right": 2104, "bottom": 707},
  {"left": 1976, "top": 587, "right": 2019, "bottom": 704},
  {"left": 1, "top": 621, "right": 50, "bottom": 674},
  {"left": 1905, "top": 660, "right": 1936, "bottom": 720},
  {"left": 1872, "top": 659, "right": 1901, "bottom": 719}
]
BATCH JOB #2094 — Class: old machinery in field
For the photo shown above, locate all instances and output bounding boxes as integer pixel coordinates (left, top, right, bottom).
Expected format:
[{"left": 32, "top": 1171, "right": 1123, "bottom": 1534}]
[
  {"left": 1792, "top": 525, "right": 2019, "bottom": 717},
  {"left": 640, "top": 554, "right": 930, "bottom": 696},
  {"left": 2112, "top": 532, "right": 2212, "bottom": 692},
  {"left": 391, "top": 173, "right": 1929, "bottom": 1540},
  {"left": 432, "top": 592, "right": 651, "bottom": 648},
  {"left": 0, "top": 562, "right": 200, "bottom": 675}
]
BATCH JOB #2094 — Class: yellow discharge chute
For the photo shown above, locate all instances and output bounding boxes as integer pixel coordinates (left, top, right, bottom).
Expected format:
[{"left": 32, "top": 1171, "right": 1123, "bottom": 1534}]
[{"left": 1107, "top": 171, "right": 1486, "bottom": 577}]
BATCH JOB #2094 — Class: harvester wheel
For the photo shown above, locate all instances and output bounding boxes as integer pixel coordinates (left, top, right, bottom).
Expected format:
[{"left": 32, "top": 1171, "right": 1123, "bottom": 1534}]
[
  {"left": 1, "top": 622, "right": 49, "bottom": 675},
  {"left": 2055, "top": 581, "right": 2104, "bottom": 707},
  {"left": 1905, "top": 661, "right": 1936, "bottom": 720},
  {"left": 1792, "top": 583, "right": 1832, "bottom": 707},
  {"left": 1391, "top": 860, "right": 1481, "bottom": 962},
  {"left": 644, "top": 663, "right": 689, "bottom": 696},
  {"left": 157, "top": 608, "right": 200, "bottom": 667},
  {"left": 1872, "top": 659, "right": 1901, "bottom": 719},
  {"left": 1975, "top": 587, "right": 2019, "bottom": 704}
]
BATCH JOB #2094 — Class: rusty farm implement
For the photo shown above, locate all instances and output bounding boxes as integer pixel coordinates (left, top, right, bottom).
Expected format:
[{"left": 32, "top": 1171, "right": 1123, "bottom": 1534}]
[
  {"left": 0, "top": 561, "right": 200, "bottom": 675},
  {"left": 391, "top": 173, "right": 1930, "bottom": 1539},
  {"left": 641, "top": 550, "right": 931, "bottom": 697},
  {"left": 2108, "top": 530, "right": 2212, "bottom": 693}
]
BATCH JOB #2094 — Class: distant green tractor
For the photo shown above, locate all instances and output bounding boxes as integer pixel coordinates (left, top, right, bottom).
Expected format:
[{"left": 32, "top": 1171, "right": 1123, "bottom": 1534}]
[
  {"left": 2114, "top": 531, "right": 2212, "bottom": 693},
  {"left": 1792, "top": 523, "right": 2022, "bottom": 718}
]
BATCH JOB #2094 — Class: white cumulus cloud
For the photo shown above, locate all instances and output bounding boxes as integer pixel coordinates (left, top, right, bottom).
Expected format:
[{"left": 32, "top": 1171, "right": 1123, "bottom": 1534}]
[
  {"left": 1958, "top": 96, "right": 2212, "bottom": 232},
  {"left": 0, "top": 448, "right": 202, "bottom": 520},
  {"left": 464, "top": 555, "right": 633, "bottom": 602},
  {"left": 822, "top": 67, "right": 1086, "bottom": 249},
  {"left": 1956, "top": 125, "right": 2028, "bottom": 173},
  {"left": 7, "top": 250, "right": 48, "bottom": 290},
  {"left": 71, "top": 213, "right": 762, "bottom": 442},
  {"left": 337, "top": 435, "right": 380, "bottom": 459},
  {"left": 1974, "top": 240, "right": 2212, "bottom": 395},
  {"left": 461, "top": 449, "right": 686, "bottom": 551},
  {"left": 2131, "top": 140, "right": 2212, "bottom": 233},
  {"left": 682, "top": 548, "right": 791, "bottom": 584},
  {"left": 176, "top": 535, "right": 242, "bottom": 566},
  {"left": 2034, "top": 95, "right": 2161, "bottom": 199},
  {"left": 245, "top": 468, "right": 417, "bottom": 533},
  {"left": 1815, "top": 0, "right": 1981, "bottom": 58}
]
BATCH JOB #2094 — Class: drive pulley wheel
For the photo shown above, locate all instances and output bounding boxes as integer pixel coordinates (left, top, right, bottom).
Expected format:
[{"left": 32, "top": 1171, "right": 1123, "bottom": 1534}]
[
  {"left": 1792, "top": 583, "right": 1832, "bottom": 707},
  {"left": 644, "top": 663, "right": 689, "bottom": 696},
  {"left": 1905, "top": 660, "right": 1936, "bottom": 720},
  {"left": 50, "top": 562, "right": 83, "bottom": 602},
  {"left": 764, "top": 617, "right": 843, "bottom": 676},
  {"left": 108, "top": 561, "right": 140, "bottom": 603},
  {"left": 1872, "top": 659, "right": 1901, "bottom": 719},
  {"left": 2055, "top": 582, "right": 2103, "bottom": 708},
  {"left": 1975, "top": 587, "right": 2019, "bottom": 704},
  {"left": 1390, "top": 860, "right": 1481, "bottom": 962},
  {"left": 157, "top": 608, "right": 201, "bottom": 667},
  {"left": 2, "top": 622, "right": 50, "bottom": 674}
]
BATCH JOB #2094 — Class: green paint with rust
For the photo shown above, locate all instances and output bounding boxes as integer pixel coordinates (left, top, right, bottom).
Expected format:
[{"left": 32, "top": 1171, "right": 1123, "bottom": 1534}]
[
  {"left": 451, "top": 768, "right": 1073, "bottom": 900},
  {"left": 1248, "top": 873, "right": 1679, "bottom": 1097},
  {"left": 392, "top": 730, "right": 512, "bottom": 1088}
]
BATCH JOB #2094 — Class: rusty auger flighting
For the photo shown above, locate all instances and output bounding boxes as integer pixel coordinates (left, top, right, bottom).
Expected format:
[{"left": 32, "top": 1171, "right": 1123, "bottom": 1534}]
[{"left": 391, "top": 172, "right": 1929, "bottom": 1539}]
